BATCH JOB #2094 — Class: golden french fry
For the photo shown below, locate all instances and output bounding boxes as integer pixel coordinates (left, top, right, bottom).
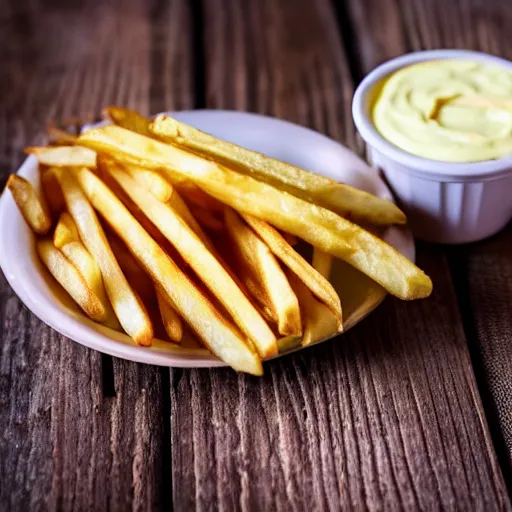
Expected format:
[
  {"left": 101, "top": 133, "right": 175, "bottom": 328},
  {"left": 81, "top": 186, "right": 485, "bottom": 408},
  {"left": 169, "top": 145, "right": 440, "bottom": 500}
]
[
  {"left": 54, "top": 213, "right": 120, "bottom": 329},
  {"left": 122, "top": 161, "right": 174, "bottom": 202},
  {"left": 224, "top": 208, "right": 302, "bottom": 337},
  {"left": 98, "top": 157, "right": 208, "bottom": 272},
  {"left": 277, "top": 334, "right": 302, "bottom": 353},
  {"left": 176, "top": 183, "right": 225, "bottom": 213},
  {"left": 243, "top": 275, "right": 278, "bottom": 324},
  {"left": 73, "top": 166, "right": 262, "bottom": 374},
  {"left": 41, "top": 168, "right": 66, "bottom": 217},
  {"left": 312, "top": 248, "right": 333, "bottom": 280},
  {"left": 150, "top": 114, "right": 406, "bottom": 226},
  {"left": 106, "top": 237, "right": 169, "bottom": 339},
  {"left": 53, "top": 211, "right": 80, "bottom": 248},
  {"left": 287, "top": 272, "right": 342, "bottom": 346},
  {"left": 54, "top": 169, "right": 153, "bottom": 346},
  {"left": 7, "top": 175, "right": 52, "bottom": 235},
  {"left": 242, "top": 214, "right": 342, "bottom": 326},
  {"left": 59, "top": 241, "right": 101, "bottom": 289},
  {"left": 165, "top": 187, "right": 214, "bottom": 250},
  {"left": 37, "top": 239, "right": 106, "bottom": 322},
  {"left": 106, "top": 232, "right": 155, "bottom": 305},
  {"left": 96, "top": 160, "right": 175, "bottom": 253},
  {"left": 97, "top": 158, "right": 189, "bottom": 271},
  {"left": 60, "top": 242, "right": 120, "bottom": 330},
  {"left": 156, "top": 288, "right": 183, "bottom": 343},
  {"left": 205, "top": 232, "right": 278, "bottom": 328},
  {"left": 192, "top": 207, "right": 224, "bottom": 232},
  {"left": 46, "top": 125, "right": 78, "bottom": 146},
  {"left": 103, "top": 106, "right": 153, "bottom": 137},
  {"left": 103, "top": 107, "right": 221, "bottom": 231},
  {"left": 106, "top": 162, "right": 277, "bottom": 358},
  {"left": 77, "top": 125, "right": 432, "bottom": 300},
  {"left": 26, "top": 146, "right": 97, "bottom": 167}
]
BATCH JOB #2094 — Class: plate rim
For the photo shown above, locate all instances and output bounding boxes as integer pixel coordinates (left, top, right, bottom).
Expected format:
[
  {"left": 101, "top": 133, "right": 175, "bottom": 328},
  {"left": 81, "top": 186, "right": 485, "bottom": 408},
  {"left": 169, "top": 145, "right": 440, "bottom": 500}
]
[{"left": 0, "top": 109, "right": 415, "bottom": 368}]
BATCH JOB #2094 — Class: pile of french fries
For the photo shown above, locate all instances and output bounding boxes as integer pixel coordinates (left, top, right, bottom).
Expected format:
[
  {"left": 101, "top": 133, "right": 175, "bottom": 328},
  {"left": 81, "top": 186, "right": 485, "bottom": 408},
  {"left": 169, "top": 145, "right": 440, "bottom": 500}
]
[{"left": 6, "top": 107, "right": 432, "bottom": 375}]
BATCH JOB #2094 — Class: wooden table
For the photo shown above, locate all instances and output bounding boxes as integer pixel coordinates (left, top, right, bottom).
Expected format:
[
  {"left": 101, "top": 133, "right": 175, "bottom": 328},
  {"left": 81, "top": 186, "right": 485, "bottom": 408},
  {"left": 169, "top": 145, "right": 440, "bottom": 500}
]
[{"left": 1, "top": 0, "right": 512, "bottom": 509}]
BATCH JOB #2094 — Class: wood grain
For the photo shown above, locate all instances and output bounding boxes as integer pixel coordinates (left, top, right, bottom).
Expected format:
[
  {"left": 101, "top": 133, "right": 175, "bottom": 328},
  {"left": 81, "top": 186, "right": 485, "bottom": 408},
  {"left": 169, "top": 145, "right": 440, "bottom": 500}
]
[
  {"left": 0, "top": 1, "right": 174, "bottom": 510},
  {"left": 1, "top": 0, "right": 512, "bottom": 510},
  {"left": 346, "top": 0, "right": 512, "bottom": 489},
  {"left": 449, "top": 229, "right": 512, "bottom": 488},
  {"left": 169, "top": 0, "right": 510, "bottom": 510}
]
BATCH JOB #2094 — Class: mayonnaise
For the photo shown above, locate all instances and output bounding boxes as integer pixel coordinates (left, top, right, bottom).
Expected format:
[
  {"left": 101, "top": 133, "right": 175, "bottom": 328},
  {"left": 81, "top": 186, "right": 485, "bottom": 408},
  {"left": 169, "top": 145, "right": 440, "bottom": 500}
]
[{"left": 372, "top": 59, "right": 512, "bottom": 162}]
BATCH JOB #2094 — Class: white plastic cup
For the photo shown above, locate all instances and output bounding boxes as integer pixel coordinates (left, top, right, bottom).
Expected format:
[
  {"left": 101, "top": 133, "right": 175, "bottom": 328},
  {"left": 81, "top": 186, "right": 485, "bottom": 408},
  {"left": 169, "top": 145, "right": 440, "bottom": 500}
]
[{"left": 352, "top": 49, "right": 512, "bottom": 244}]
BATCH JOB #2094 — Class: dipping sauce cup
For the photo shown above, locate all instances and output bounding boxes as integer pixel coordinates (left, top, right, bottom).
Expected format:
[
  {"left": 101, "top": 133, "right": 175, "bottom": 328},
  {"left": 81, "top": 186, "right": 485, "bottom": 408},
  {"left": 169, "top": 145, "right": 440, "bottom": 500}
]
[{"left": 353, "top": 49, "right": 512, "bottom": 244}]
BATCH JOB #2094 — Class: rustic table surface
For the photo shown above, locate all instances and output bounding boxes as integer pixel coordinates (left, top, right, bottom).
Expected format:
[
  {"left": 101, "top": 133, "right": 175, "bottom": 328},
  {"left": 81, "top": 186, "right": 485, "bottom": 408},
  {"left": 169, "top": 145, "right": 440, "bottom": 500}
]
[{"left": 2, "top": 0, "right": 512, "bottom": 510}]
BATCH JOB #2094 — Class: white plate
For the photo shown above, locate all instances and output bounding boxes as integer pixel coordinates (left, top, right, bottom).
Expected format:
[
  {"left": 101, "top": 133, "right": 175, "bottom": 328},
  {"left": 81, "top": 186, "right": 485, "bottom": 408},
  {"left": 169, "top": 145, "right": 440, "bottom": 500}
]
[{"left": 0, "top": 110, "right": 415, "bottom": 368}]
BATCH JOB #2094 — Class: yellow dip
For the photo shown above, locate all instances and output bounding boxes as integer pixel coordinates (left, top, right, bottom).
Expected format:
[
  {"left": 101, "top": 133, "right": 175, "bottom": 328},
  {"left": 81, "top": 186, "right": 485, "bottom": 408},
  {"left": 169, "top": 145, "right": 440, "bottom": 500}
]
[{"left": 372, "top": 59, "right": 512, "bottom": 162}]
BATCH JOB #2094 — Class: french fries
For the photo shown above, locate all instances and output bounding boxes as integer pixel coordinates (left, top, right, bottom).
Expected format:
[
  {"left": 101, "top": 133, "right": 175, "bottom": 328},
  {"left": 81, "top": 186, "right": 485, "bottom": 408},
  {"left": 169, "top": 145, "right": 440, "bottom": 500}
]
[
  {"left": 54, "top": 168, "right": 153, "bottom": 346},
  {"left": 10, "top": 105, "right": 434, "bottom": 374},
  {"left": 149, "top": 113, "right": 407, "bottom": 226},
  {"left": 26, "top": 146, "right": 97, "bottom": 167},
  {"left": 103, "top": 106, "right": 153, "bottom": 137},
  {"left": 287, "top": 273, "right": 341, "bottom": 346},
  {"left": 106, "top": 108, "right": 405, "bottom": 227},
  {"left": 122, "top": 162, "right": 174, "bottom": 202},
  {"left": 7, "top": 175, "right": 52, "bottom": 235},
  {"left": 277, "top": 334, "right": 302, "bottom": 353},
  {"left": 77, "top": 125, "right": 432, "bottom": 300},
  {"left": 106, "top": 232, "right": 155, "bottom": 305},
  {"left": 176, "top": 184, "right": 224, "bottom": 213},
  {"left": 165, "top": 186, "right": 213, "bottom": 249},
  {"left": 41, "top": 168, "right": 66, "bottom": 217},
  {"left": 224, "top": 208, "right": 302, "bottom": 337},
  {"left": 53, "top": 211, "right": 80, "bottom": 247},
  {"left": 103, "top": 158, "right": 212, "bottom": 252},
  {"left": 312, "top": 248, "right": 333, "bottom": 280},
  {"left": 242, "top": 214, "right": 342, "bottom": 326},
  {"left": 37, "top": 239, "right": 106, "bottom": 322},
  {"left": 46, "top": 125, "right": 78, "bottom": 146},
  {"left": 54, "top": 213, "right": 119, "bottom": 329},
  {"left": 101, "top": 235, "right": 172, "bottom": 340},
  {"left": 105, "top": 161, "right": 277, "bottom": 358},
  {"left": 96, "top": 161, "right": 176, "bottom": 253},
  {"left": 73, "top": 166, "right": 262, "bottom": 374},
  {"left": 156, "top": 289, "right": 183, "bottom": 343}
]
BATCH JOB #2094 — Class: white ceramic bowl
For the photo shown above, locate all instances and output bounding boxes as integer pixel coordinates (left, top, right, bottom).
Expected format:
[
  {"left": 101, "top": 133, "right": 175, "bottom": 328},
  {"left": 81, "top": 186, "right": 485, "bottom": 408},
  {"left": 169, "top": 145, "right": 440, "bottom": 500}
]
[
  {"left": 353, "top": 49, "right": 512, "bottom": 244},
  {"left": 0, "top": 110, "right": 414, "bottom": 368}
]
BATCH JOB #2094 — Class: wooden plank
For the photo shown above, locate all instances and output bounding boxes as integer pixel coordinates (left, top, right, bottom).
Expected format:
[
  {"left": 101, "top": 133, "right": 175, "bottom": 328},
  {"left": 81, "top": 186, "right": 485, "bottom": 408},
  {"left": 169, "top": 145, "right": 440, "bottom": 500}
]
[
  {"left": 169, "top": 0, "right": 510, "bottom": 509},
  {"left": 0, "top": 0, "right": 186, "bottom": 509},
  {"left": 149, "top": 0, "right": 196, "bottom": 113},
  {"left": 449, "top": 226, "right": 512, "bottom": 486},
  {"left": 346, "top": 0, "right": 512, "bottom": 488}
]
